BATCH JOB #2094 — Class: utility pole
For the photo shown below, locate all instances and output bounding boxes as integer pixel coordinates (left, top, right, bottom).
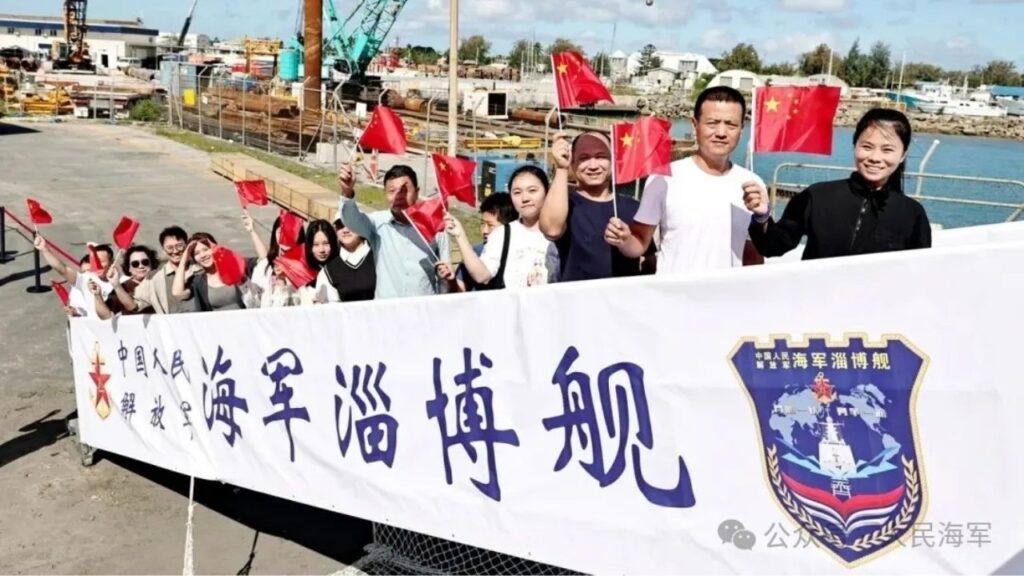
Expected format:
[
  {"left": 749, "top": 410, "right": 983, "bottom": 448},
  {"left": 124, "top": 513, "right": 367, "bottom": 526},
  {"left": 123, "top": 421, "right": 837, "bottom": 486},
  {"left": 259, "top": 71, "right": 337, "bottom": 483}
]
[
  {"left": 304, "top": 0, "right": 322, "bottom": 112},
  {"left": 447, "top": 0, "right": 459, "bottom": 156}
]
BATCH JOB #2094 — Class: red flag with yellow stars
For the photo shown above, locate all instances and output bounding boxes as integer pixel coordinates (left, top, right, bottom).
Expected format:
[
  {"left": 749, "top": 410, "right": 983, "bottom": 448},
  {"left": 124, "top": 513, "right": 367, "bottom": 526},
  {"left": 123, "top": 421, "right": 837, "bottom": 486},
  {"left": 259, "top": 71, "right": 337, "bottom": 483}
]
[
  {"left": 754, "top": 86, "right": 841, "bottom": 155},
  {"left": 552, "top": 51, "right": 614, "bottom": 109},
  {"left": 358, "top": 105, "right": 408, "bottom": 154},
  {"left": 432, "top": 153, "right": 477, "bottom": 207},
  {"left": 612, "top": 117, "right": 673, "bottom": 184},
  {"left": 405, "top": 196, "right": 447, "bottom": 245}
]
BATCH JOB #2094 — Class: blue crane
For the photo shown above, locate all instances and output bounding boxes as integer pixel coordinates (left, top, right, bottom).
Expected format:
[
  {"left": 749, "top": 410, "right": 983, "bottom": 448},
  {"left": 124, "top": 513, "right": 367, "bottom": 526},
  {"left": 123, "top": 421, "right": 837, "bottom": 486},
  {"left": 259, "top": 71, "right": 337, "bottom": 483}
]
[{"left": 291, "top": 0, "right": 409, "bottom": 99}]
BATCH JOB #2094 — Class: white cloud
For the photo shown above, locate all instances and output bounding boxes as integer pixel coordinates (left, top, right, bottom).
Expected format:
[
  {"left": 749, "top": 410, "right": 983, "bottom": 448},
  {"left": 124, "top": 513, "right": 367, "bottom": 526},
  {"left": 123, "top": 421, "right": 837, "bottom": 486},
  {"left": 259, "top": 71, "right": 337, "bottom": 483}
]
[
  {"left": 762, "top": 31, "right": 834, "bottom": 61},
  {"left": 700, "top": 29, "right": 736, "bottom": 53},
  {"left": 777, "top": 0, "right": 849, "bottom": 11}
]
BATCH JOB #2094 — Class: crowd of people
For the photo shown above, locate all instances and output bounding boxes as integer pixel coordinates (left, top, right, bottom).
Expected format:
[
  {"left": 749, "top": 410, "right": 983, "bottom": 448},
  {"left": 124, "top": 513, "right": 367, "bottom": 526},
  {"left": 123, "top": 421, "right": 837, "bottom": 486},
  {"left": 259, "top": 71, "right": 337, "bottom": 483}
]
[{"left": 36, "top": 86, "right": 931, "bottom": 321}]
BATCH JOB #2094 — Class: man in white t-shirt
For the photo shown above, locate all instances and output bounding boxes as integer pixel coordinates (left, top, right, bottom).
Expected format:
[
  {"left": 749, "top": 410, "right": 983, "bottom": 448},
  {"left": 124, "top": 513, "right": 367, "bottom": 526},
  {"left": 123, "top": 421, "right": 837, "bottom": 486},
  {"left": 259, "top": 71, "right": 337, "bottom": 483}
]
[{"left": 607, "top": 86, "right": 769, "bottom": 275}]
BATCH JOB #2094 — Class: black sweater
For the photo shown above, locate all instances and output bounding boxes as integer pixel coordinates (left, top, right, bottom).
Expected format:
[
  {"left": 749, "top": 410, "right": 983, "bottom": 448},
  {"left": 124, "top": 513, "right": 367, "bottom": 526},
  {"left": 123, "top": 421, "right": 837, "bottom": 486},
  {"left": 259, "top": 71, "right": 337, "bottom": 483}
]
[{"left": 749, "top": 173, "right": 932, "bottom": 260}]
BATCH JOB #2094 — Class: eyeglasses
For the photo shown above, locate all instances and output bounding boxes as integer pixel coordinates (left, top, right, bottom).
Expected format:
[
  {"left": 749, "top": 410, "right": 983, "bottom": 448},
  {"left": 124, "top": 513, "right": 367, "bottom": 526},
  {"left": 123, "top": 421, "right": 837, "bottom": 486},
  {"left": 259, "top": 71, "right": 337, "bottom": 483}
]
[
  {"left": 164, "top": 243, "right": 185, "bottom": 254},
  {"left": 129, "top": 259, "right": 151, "bottom": 269}
]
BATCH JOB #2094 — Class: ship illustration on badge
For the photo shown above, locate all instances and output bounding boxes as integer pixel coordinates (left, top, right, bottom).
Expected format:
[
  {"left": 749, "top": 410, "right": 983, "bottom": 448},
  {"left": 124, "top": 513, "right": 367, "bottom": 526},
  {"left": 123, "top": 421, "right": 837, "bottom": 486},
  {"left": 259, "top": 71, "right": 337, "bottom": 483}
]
[
  {"left": 729, "top": 334, "right": 929, "bottom": 566},
  {"left": 87, "top": 341, "right": 113, "bottom": 420}
]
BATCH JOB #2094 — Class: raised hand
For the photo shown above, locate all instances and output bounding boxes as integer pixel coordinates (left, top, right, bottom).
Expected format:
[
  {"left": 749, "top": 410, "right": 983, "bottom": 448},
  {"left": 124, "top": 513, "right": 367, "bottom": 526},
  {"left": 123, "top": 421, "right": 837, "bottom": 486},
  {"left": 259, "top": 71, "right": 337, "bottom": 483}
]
[
  {"left": 338, "top": 163, "right": 356, "bottom": 197},
  {"left": 742, "top": 181, "right": 770, "bottom": 216},
  {"left": 444, "top": 214, "right": 465, "bottom": 241},
  {"left": 551, "top": 132, "right": 571, "bottom": 170}
]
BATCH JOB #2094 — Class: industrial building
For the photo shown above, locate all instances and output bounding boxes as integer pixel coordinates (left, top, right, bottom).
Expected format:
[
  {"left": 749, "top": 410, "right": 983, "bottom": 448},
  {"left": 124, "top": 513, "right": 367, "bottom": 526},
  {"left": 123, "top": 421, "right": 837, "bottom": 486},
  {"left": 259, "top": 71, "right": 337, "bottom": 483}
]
[{"left": 0, "top": 13, "right": 159, "bottom": 69}]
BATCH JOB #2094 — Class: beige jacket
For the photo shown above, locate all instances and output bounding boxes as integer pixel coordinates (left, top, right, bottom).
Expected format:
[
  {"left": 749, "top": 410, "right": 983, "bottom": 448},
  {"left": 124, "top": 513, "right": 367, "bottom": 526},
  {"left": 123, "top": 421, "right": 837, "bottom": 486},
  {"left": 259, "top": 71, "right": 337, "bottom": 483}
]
[{"left": 133, "top": 262, "right": 199, "bottom": 314}]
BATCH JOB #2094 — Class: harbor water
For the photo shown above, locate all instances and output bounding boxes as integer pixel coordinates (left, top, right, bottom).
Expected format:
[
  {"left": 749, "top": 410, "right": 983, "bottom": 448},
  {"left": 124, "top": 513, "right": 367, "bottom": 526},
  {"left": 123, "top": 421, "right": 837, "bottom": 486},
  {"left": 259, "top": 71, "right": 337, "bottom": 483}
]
[{"left": 670, "top": 122, "right": 1024, "bottom": 228}]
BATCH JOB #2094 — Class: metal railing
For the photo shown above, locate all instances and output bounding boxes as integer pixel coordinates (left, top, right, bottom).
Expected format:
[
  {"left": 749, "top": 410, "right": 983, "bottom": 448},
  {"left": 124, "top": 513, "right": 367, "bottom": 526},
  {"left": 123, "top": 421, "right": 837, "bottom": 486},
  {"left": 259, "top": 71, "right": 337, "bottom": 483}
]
[{"left": 770, "top": 162, "right": 1024, "bottom": 225}]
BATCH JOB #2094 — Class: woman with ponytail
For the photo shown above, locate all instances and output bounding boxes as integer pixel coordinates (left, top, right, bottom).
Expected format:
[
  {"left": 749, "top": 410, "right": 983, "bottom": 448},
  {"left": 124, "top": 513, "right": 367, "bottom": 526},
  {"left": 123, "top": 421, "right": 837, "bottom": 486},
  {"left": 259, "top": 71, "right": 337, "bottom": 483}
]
[{"left": 744, "top": 108, "right": 932, "bottom": 260}]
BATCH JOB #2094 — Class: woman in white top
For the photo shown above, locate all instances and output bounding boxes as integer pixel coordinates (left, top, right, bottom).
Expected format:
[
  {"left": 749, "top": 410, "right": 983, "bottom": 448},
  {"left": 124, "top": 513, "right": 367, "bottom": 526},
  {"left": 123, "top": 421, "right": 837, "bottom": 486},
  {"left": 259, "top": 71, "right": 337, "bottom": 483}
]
[
  {"left": 446, "top": 165, "right": 559, "bottom": 289},
  {"left": 312, "top": 218, "right": 376, "bottom": 303},
  {"left": 243, "top": 211, "right": 316, "bottom": 308}
]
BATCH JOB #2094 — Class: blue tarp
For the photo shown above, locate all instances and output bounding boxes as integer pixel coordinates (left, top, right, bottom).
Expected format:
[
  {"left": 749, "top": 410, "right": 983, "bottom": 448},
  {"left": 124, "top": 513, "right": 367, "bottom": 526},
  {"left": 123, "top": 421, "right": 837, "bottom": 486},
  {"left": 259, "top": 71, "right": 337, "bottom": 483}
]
[{"left": 992, "top": 86, "right": 1024, "bottom": 98}]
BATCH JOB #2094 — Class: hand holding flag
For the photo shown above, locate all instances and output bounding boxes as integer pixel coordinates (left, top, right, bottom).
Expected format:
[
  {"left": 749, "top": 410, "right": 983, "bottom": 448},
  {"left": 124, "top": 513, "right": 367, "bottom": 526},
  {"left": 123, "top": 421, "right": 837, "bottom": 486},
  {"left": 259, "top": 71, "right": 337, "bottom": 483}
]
[{"left": 432, "top": 154, "right": 477, "bottom": 207}]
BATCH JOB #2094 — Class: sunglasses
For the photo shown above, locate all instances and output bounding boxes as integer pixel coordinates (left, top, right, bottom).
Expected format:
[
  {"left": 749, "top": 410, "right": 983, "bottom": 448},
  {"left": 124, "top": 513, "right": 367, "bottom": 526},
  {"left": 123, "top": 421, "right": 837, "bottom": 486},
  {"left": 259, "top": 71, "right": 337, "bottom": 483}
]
[{"left": 129, "top": 258, "right": 151, "bottom": 269}]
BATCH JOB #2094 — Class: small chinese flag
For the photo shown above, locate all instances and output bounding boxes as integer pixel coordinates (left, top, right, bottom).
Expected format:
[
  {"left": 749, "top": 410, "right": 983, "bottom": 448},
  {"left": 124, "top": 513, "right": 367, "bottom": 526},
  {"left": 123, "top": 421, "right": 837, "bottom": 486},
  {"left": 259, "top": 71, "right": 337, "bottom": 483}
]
[
  {"left": 277, "top": 245, "right": 317, "bottom": 289},
  {"left": 26, "top": 198, "right": 52, "bottom": 226},
  {"left": 87, "top": 244, "right": 102, "bottom": 272},
  {"left": 235, "top": 180, "right": 269, "bottom": 207},
  {"left": 112, "top": 216, "right": 140, "bottom": 250},
  {"left": 552, "top": 51, "right": 614, "bottom": 109},
  {"left": 358, "top": 106, "right": 408, "bottom": 155},
  {"left": 277, "top": 210, "right": 305, "bottom": 252},
  {"left": 432, "top": 154, "right": 477, "bottom": 207},
  {"left": 211, "top": 244, "right": 247, "bottom": 286},
  {"left": 612, "top": 117, "right": 673, "bottom": 183},
  {"left": 754, "top": 85, "right": 841, "bottom": 155},
  {"left": 52, "top": 281, "right": 70, "bottom": 307},
  {"left": 405, "top": 196, "right": 446, "bottom": 245}
]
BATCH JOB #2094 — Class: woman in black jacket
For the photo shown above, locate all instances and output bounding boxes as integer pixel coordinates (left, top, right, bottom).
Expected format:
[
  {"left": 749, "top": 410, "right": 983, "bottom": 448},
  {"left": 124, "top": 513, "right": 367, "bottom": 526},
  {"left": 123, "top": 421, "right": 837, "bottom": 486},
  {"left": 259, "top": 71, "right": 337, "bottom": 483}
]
[{"left": 745, "top": 108, "right": 932, "bottom": 260}]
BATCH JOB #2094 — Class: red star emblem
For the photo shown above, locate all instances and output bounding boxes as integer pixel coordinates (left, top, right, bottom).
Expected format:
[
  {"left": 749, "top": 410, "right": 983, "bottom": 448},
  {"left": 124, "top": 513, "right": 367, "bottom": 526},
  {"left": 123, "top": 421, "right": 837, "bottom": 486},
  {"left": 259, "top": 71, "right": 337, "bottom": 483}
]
[
  {"left": 811, "top": 372, "right": 834, "bottom": 404},
  {"left": 89, "top": 351, "right": 111, "bottom": 413}
]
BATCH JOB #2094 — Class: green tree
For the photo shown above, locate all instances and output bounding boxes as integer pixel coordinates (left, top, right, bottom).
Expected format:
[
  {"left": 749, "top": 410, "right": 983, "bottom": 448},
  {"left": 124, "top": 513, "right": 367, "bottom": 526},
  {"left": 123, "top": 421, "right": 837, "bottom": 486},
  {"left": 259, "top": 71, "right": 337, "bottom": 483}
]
[
  {"left": 404, "top": 44, "right": 441, "bottom": 66},
  {"left": 592, "top": 52, "right": 612, "bottom": 77},
  {"left": 762, "top": 62, "right": 797, "bottom": 76},
  {"left": 902, "top": 62, "right": 944, "bottom": 84},
  {"left": 798, "top": 43, "right": 842, "bottom": 76},
  {"left": 547, "top": 38, "right": 584, "bottom": 61},
  {"left": 638, "top": 44, "right": 662, "bottom": 76},
  {"left": 841, "top": 39, "right": 870, "bottom": 87},
  {"left": 458, "top": 35, "right": 492, "bottom": 64},
  {"left": 718, "top": 42, "right": 762, "bottom": 73},
  {"left": 864, "top": 41, "right": 892, "bottom": 89},
  {"left": 508, "top": 39, "right": 532, "bottom": 70},
  {"left": 979, "top": 60, "right": 1021, "bottom": 86}
]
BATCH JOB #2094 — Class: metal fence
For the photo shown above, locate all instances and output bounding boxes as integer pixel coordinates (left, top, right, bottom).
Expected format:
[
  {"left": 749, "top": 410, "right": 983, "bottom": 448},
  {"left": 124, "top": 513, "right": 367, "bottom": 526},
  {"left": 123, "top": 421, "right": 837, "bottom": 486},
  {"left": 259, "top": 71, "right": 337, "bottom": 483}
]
[{"left": 770, "top": 162, "right": 1024, "bottom": 228}]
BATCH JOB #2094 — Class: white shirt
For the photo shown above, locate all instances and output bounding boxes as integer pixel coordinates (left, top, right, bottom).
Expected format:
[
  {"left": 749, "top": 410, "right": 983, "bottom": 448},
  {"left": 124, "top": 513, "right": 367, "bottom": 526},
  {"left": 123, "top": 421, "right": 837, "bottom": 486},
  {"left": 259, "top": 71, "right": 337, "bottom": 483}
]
[
  {"left": 69, "top": 272, "right": 114, "bottom": 318},
  {"left": 249, "top": 258, "right": 315, "bottom": 308},
  {"left": 635, "top": 156, "right": 766, "bottom": 276},
  {"left": 479, "top": 221, "right": 560, "bottom": 289}
]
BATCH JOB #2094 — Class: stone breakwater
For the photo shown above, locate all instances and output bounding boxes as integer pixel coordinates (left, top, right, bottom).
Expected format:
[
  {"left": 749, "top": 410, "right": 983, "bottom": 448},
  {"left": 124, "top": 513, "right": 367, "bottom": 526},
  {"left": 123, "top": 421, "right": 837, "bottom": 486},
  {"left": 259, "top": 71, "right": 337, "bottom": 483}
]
[{"left": 641, "top": 95, "right": 1024, "bottom": 141}]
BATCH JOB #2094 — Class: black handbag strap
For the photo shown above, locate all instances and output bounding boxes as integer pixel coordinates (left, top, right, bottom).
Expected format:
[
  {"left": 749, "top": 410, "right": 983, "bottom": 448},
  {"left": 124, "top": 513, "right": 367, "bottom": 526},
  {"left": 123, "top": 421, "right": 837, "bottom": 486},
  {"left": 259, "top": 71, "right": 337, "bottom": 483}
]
[{"left": 491, "top": 222, "right": 512, "bottom": 289}]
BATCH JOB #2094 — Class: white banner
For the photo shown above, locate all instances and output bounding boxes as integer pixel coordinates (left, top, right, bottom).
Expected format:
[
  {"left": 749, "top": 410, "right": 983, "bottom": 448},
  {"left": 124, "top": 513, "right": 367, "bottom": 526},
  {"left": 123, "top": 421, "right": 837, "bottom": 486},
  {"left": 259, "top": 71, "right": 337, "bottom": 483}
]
[{"left": 71, "top": 237, "right": 1024, "bottom": 574}]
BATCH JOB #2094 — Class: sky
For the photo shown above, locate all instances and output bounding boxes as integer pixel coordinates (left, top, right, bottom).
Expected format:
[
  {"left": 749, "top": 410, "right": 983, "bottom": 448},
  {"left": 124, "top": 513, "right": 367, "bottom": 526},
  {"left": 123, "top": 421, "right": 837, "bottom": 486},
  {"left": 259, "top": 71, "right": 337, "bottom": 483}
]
[{"left": 3, "top": 0, "right": 1022, "bottom": 70}]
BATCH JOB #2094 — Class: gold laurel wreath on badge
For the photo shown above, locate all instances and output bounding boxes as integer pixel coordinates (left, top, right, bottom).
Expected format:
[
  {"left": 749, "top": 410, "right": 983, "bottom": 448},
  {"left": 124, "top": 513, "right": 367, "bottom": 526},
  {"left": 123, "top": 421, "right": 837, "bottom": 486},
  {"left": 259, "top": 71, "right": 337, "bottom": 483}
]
[{"left": 767, "top": 444, "right": 920, "bottom": 551}]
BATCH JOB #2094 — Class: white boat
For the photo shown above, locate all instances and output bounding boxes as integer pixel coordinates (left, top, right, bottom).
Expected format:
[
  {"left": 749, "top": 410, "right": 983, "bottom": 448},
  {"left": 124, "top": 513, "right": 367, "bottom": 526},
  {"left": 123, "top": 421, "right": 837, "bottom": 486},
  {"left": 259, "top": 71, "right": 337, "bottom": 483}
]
[
  {"left": 941, "top": 99, "right": 1008, "bottom": 118},
  {"left": 998, "top": 98, "right": 1024, "bottom": 117},
  {"left": 916, "top": 101, "right": 945, "bottom": 114},
  {"left": 993, "top": 86, "right": 1024, "bottom": 117}
]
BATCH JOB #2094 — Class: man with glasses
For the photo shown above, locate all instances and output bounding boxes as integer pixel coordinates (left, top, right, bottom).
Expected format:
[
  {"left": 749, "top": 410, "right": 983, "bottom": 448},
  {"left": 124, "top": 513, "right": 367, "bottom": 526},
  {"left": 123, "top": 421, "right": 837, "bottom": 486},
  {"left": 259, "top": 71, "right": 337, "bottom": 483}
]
[{"left": 128, "top": 226, "right": 196, "bottom": 314}]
